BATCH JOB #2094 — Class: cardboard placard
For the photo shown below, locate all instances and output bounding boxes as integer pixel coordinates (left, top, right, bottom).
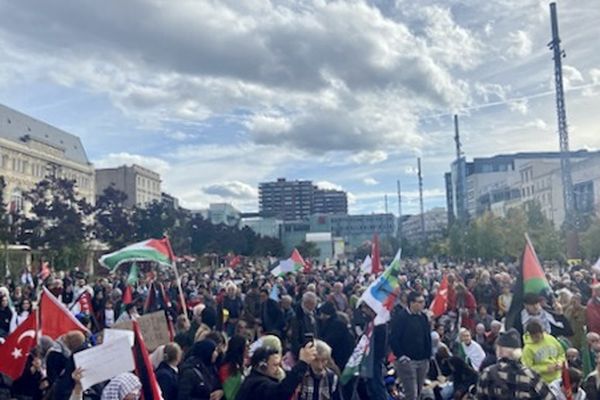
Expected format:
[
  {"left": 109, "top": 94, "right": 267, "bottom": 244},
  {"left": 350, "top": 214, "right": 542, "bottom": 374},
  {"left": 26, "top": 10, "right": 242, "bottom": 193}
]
[{"left": 111, "top": 311, "right": 170, "bottom": 351}]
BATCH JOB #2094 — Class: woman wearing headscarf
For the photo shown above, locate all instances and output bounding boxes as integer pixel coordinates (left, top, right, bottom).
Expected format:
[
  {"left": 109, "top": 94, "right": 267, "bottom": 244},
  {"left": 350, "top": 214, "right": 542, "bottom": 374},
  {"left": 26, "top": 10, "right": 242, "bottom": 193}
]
[
  {"left": 178, "top": 339, "right": 224, "bottom": 400},
  {"left": 100, "top": 373, "right": 142, "bottom": 400}
]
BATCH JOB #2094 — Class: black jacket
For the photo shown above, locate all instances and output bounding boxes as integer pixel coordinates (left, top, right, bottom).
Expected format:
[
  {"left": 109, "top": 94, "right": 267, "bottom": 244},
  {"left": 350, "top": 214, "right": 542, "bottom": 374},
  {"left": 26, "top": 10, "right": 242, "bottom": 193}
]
[
  {"left": 260, "top": 299, "right": 285, "bottom": 335},
  {"left": 178, "top": 357, "right": 222, "bottom": 400},
  {"left": 320, "top": 315, "right": 355, "bottom": 369},
  {"left": 235, "top": 361, "right": 308, "bottom": 400},
  {"left": 390, "top": 308, "right": 431, "bottom": 361},
  {"left": 156, "top": 362, "right": 178, "bottom": 400},
  {"left": 290, "top": 305, "right": 318, "bottom": 353}
]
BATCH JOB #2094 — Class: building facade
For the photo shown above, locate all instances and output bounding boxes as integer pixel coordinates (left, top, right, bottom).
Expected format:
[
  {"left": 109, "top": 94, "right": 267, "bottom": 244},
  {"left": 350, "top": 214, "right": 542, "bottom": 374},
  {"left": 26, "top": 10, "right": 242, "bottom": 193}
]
[
  {"left": 445, "top": 150, "right": 600, "bottom": 222},
  {"left": 259, "top": 178, "right": 314, "bottom": 220},
  {"left": 402, "top": 207, "right": 448, "bottom": 244},
  {"left": 241, "top": 216, "right": 283, "bottom": 238},
  {"left": 161, "top": 192, "right": 180, "bottom": 210},
  {"left": 259, "top": 178, "right": 348, "bottom": 220},
  {"left": 313, "top": 189, "right": 348, "bottom": 214},
  {"left": 95, "top": 164, "right": 161, "bottom": 208},
  {"left": 0, "top": 103, "right": 95, "bottom": 209}
]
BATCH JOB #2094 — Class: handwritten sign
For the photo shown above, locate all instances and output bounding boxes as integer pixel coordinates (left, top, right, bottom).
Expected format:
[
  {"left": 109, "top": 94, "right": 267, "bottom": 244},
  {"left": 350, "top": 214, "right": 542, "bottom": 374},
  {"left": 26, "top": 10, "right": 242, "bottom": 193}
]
[
  {"left": 74, "top": 335, "right": 134, "bottom": 390},
  {"left": 112, "top": 311, "right": 170, "bottom": 351}
]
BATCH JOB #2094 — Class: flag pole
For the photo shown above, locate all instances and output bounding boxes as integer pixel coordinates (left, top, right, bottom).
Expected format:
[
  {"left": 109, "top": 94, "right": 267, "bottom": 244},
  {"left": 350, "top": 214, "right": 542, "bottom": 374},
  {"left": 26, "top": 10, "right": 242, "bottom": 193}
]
[{"left": 164, "top": 236, "right": 188, "bottom": 322}]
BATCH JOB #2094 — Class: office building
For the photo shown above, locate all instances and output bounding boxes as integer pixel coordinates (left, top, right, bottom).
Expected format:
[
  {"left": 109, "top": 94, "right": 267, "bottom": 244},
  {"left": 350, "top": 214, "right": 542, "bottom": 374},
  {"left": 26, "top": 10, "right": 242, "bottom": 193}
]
[
  {"left": 402, "top": 207, "right": 448, "bottom": 244},
  {"left": 259, "top": 178, "right": 315, "bottom": 220},
  {"left": 313, "top": 188, "right": 348, "bottom": 214}
]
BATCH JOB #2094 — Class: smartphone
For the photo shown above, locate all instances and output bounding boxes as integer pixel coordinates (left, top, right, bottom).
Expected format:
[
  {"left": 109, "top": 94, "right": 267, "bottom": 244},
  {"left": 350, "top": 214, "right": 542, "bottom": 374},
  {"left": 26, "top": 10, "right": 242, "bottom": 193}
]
[{"left": 304, "top": 333, "right": 315, "bottom": 346}]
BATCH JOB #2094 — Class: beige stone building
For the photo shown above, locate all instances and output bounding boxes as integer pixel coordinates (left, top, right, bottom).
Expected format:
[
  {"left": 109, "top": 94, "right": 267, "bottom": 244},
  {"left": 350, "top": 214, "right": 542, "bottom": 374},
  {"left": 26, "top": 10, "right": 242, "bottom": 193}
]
[
  {"left": 95, "top": 164, "right": 161, "bottom": 208},
  {"left": 0, "top": 103, "right": 95, "bottom": 210}
]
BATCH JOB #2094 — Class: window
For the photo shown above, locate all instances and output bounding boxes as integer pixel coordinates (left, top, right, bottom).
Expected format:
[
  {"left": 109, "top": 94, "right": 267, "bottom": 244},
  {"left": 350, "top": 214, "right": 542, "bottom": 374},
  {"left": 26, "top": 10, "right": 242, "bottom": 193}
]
[
  {"left": 1, "top": 155, "right": 8, "bottom": 169},
  {"left": 10, "top": 189, "right": 23, "bottom": 212}
]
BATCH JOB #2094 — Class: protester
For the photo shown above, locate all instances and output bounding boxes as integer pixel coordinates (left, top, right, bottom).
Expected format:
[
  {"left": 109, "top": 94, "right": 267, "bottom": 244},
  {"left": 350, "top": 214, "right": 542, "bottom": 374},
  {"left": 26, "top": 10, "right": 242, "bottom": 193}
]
[
  {"left": 155, "top": 343, "right": 183, "bottom": 400},
  {"left": 317, "top": 301, "right": 354, "bottom": 371},
  {"left": 459, "top": 328, "right": 486, "bottom": 371},
  {"left": 218, "top": 335, "right": 247, "bottom": 400},
  {"left": 390, "top": 291, "right": 431, "bottom": 400},
  {"left": 178, "top": 339, "right": 223, "bottom": 400},
  {"left": 236, "top": 341, "right": 317, "bottom": 400},
  {"left": 549, "top": 367, "right": 585, "bottom": 400},
  {"left": 477, "top": 328, "right": 555, "bottom": 399},
  {"left": 101, "top": 372, "right": 142, "bottom": 400},
  {"left": 521, "top": 319, "right": 566, "bottom": 384},
  {"left": 298, "top": 340, "right": 342, "bottom": 400}
]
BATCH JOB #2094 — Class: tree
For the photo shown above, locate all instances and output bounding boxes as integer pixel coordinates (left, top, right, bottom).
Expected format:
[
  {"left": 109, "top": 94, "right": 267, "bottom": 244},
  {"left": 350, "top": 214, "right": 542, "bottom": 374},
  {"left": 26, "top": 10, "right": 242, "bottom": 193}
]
[
  {"left": 581, "top": 218, "right": 600, "bottom": 261},
  {"left": 93, "top": 186, "right": 136, "bottom": 249},
  {"left": 296, "top": 240, "right": 320, "bottom": 258},
  {"left": 0, "top": 177, "right": 9, "bottom": 243},
  {"left": 132, "top": 200, "right": 176, "bottom": 241},
  {"left": 19, "top": 176, "right": 91, "bottom": 269}
]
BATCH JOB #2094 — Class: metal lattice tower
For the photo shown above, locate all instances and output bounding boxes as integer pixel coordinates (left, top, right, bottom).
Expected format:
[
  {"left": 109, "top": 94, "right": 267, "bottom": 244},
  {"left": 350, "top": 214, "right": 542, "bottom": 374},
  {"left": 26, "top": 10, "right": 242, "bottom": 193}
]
[
  {"left": 549, "top": 2, "right": 575, "bottom": 230},
  {"left": 417, "top": 158, "right": 426, "bottom": 242},
  {"left": 397, "top": 180, "right": 402, "bottom": 241}
]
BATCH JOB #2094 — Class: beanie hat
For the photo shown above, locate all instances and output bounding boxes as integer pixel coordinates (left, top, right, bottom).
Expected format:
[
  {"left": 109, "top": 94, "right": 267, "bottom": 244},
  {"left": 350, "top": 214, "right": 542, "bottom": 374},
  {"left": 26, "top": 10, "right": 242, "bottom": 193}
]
[{"left": 497, "top": 328, "right": 522, "bottom": 349}]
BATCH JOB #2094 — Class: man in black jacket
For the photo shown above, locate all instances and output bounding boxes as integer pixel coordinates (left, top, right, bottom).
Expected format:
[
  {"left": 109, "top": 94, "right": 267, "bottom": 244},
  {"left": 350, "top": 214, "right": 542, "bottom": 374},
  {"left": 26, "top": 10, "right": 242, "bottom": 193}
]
[
  {"left": 259, "top": 289, "right": 285, "bottom": 337},
  {"left": 390, "top": 291, "right": 431, "bottom": 400},
  {"left": 318, "top": 301, "right": 354, "bottom": 370}
]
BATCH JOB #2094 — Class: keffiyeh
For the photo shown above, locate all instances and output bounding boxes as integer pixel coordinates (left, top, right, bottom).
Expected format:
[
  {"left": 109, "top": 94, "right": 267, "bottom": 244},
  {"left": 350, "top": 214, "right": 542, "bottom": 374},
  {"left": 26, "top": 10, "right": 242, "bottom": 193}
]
[{"left": 101, "top": 372, "right": 142, "bottom": 400}]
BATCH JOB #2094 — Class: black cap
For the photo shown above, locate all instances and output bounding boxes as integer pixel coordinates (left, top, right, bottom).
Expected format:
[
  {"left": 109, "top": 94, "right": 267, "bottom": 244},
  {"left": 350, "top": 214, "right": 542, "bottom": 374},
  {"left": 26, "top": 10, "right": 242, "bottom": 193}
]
[{"left": 497, "top": 328, "right": 522, "bottom": 349}]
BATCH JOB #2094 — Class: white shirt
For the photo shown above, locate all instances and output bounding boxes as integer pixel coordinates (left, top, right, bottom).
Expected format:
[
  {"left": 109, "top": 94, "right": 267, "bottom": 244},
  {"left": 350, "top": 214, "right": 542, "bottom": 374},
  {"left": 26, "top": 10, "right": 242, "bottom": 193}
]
[{"left": 549, "top": 379, "right": 586, "bottom": 400}]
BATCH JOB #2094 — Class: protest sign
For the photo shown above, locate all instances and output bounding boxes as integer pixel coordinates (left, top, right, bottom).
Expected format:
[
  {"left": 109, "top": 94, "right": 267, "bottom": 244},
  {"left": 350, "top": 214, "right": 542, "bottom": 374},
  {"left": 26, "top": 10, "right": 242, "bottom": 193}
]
[
  {"left": 112, "top": 311, "right": 170, "bottom": 351},
  {"left": 74, "top": 335, "right": 134, "bottom": 390}
]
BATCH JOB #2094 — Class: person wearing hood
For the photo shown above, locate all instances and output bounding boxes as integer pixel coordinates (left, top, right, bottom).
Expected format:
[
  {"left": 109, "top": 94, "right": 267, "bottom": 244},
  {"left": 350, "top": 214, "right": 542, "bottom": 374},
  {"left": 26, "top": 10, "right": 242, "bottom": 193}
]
[
  {"left": 0, "top": 294, "right": 13, "bottom": 337},
  {"left": 235, "top": 341, "right": 317, "bottom": 400},
  {"left": 522, "top": 319, "right": 566, "bottom": 384},
  {"left": 46, "top": 331, "right": 86, "bottom": 386},
  {"left": 178, "top": 339, "right": 224, "bottom": 400},
  {"left": 318, "top": 301, "right": 354, "bottom": 371}
]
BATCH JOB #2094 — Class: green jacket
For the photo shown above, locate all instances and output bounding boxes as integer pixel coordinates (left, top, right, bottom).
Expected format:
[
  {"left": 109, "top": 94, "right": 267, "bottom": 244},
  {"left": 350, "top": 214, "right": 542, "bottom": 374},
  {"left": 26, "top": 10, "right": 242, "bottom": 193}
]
[{"left": 521, "top": 332, "right": 566, "bottom": 383}]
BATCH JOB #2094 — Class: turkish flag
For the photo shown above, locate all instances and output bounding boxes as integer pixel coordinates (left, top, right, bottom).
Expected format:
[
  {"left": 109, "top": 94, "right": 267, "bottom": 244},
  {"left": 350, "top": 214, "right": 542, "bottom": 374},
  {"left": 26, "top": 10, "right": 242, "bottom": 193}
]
[
  {"left": 430, "top": 274, "right": 449, "bottom": 318},
  {"left": 41, "top": 287, "right": 89, "bottom": 339},
  {"left": 0, "top": 312, "right": 37, "bottom": 380}
]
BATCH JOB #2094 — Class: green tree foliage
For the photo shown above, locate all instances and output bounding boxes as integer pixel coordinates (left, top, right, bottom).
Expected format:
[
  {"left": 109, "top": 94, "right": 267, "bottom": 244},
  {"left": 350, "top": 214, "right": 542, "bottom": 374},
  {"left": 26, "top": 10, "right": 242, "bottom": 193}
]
[
  {"left": 18, "top": 175, "right": 92, "bottom": 269},
  {"left": 581, "top": 218, "right": 600, "bottom": 261},
  {"left": 93, "top": 186, "right": 136, "bottom": 249}
]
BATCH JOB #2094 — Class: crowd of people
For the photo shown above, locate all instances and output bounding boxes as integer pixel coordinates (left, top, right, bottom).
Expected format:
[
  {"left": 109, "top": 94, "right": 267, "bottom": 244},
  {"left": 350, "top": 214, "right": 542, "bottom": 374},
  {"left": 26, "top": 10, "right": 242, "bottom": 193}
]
[{"left": 0, "top": 255, "right": 600, "bottom": 400}]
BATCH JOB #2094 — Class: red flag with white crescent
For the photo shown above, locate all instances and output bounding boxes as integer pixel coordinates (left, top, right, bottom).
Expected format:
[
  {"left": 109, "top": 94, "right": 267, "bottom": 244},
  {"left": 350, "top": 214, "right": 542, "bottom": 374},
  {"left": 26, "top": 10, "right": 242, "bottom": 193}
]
[{"left": 0, "top": 312, "right": 37, "bottom": 380}]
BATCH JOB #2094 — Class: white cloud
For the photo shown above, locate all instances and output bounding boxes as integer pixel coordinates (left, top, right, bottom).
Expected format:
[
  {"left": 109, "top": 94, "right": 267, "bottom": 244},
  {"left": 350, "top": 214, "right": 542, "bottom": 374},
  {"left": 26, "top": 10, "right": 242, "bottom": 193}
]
[
  {"left": 506, "top": 30, "right": 532, "bottom": 58},
  {"left": 165, "top": 131, "right": 194, "bottom": 141},
  {"left": 202, "top": 181, "right": 258, "bottom": 200},
  {"left": 93, "top": 152, "right": 170, "bottom": 175},
  {"left": 526, "top": 118, "right": 548, "bottom": 130},
  {"left": 349, "top": 150, "right": 389, "bottom": 165},
  {"left": 562, "top": 65, "right": 585, "bottom": 90},
  {"left": 316, "top": 181, "right": 343, "bottom": 191},
  {"left": 508, "top": 98, "right": 528, "bottom": 115},
  {"left": 363, "top": 177, "right": 379, "bottom": 186}
]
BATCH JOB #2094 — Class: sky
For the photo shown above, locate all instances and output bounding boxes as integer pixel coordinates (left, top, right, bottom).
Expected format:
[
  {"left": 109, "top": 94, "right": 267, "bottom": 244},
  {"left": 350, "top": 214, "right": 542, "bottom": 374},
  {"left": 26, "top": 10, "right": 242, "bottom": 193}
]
[{"left": 0, "top": 0, "right": 598, "bottom": 215}]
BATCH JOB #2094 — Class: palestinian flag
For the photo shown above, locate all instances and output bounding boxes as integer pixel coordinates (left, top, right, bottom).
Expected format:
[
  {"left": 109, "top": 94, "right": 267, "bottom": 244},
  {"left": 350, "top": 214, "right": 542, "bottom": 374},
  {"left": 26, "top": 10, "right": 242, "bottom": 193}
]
[
  {"left": 341, "top": 322, "right": 373, "bottom": 385},
  {"left": 270, "top": 248, "right": 307, "bottom": 276},
  {"left": 505, "top": 236, "right": 551, "bottom": 330},
  {"left": 100, "top": 238, "right": 175, "bottom": 271}
]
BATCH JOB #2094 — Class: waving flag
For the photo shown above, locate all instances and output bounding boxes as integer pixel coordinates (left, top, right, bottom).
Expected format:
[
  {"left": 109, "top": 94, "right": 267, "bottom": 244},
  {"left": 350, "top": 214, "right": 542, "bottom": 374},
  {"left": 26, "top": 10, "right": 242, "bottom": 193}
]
[
  {"left": 505, "top": 235, "right": 551, "bottom": 330},
  {"left": 41, "top": 287, "right": 89, "bottom": 339},
  {"left": 430, "top": 274, "right": 449, "bottom": 318},
  {"left": 341, "top": 322, "right": 373, "bottom": 385},
  {"left": 270, "top": 248, "right": 307, "bottom": 276},
  {"left": 359, "top": 249, "right": 402, "bottom": 325},
  {"left": 360, "top": 255, "right": 372, "bottom": 275},
  {"left": 0, "top": 313, "right": 37, "bottom": 380},
  {"left": 100, "top": 238, "right": 175, "bottom": 271}
]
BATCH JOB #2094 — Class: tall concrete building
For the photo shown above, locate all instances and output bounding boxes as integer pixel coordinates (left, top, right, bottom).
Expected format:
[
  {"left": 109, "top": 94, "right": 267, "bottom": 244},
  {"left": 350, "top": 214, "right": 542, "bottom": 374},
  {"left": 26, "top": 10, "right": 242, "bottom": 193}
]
[
  {"left": 259, "top": 178, "right": 348, "bottom": 220},
  {"left": 259, "top": 178, "right": 315, "bottom": 220},
  {"left": 314, "top": 188, "right": 348, "bottom": 214},
  {"left": 95, "top": 164, "right": 161, "bottom": 208},
  {"left": 402, "top": 207, "right": 448, "bottom": 244},
  {"left": 0, "top": 103, "right": 95, "bottom": 209}
]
